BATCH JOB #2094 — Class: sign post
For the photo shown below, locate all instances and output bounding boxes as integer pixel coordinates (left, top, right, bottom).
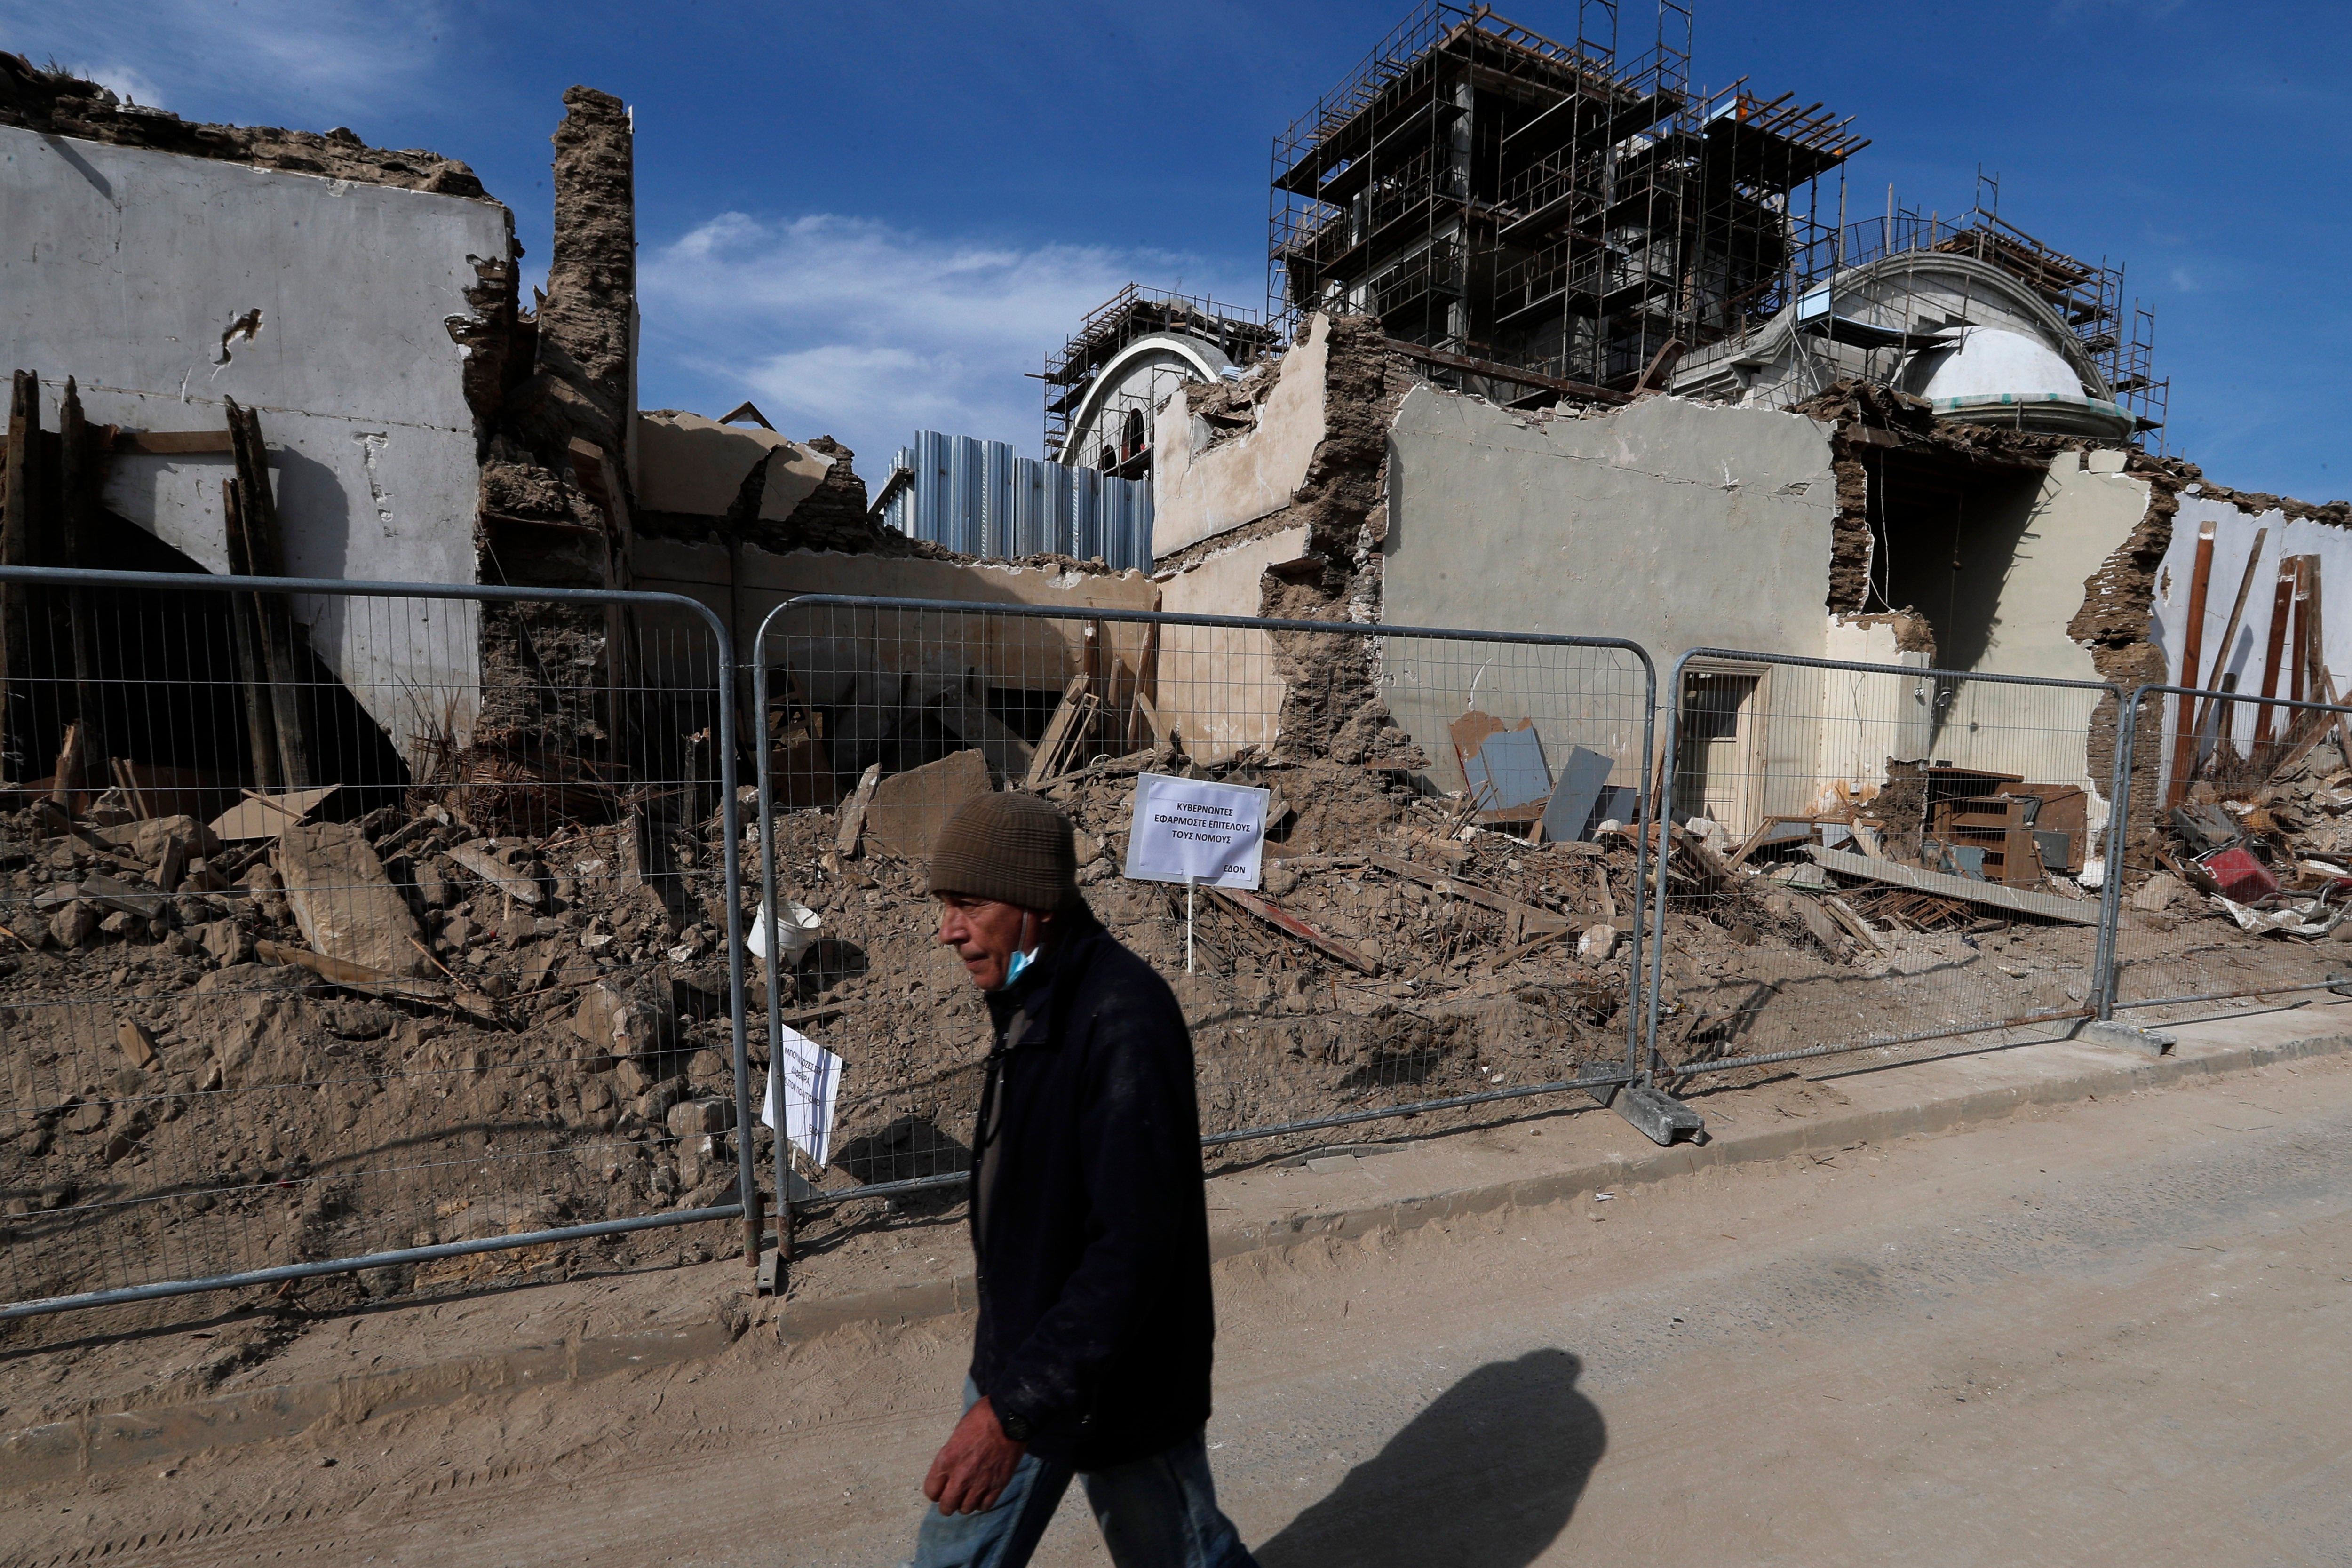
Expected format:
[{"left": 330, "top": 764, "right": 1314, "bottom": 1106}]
[{"left": 1123, "top": 775, "right": 1271, "bottom": 979}]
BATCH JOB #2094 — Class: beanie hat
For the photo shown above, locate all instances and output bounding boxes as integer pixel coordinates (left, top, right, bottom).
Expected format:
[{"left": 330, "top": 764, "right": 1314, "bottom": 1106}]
[{"left": 927, "top": 790, "right": 1080, "bottom": 911}]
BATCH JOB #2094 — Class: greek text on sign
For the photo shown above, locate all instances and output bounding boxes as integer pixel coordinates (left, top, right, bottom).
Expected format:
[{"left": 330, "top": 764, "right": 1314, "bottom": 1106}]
[{"left": 1122, "top": 773, "right": 1270, "bottom": 891}]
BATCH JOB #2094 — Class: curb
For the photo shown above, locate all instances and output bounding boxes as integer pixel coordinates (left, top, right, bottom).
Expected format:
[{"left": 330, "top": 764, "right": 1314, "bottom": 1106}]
[{"left": 9, "top": 1019, "right": 2349, "bottom": 1485}]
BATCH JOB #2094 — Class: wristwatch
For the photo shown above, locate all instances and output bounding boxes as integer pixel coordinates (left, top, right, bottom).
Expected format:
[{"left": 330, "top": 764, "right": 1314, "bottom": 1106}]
[{"left": 998, "top": 1410, "right": 1032, "bottom": 1442}]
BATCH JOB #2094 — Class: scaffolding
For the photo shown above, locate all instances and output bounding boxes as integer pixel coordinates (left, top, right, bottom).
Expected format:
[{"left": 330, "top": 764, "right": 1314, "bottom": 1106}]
[
  {"left": 1267, "top": 1, "right": 1866, "bottom": 398},
  {"left": 1802, "top": 173, "right": 2169, "bottom": 443},
  {"left": 1041, "top": 284, "right": 1276, "bottom": 465}
]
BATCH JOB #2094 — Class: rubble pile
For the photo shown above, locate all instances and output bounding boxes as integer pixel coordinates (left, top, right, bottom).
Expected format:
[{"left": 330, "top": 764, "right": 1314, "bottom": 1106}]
[
  {"left": 0, "top": 788, "right": 757, "bottom": 1308},
  {"left": 2145, "top": 738, "right": 2352, "bottom": 940}
]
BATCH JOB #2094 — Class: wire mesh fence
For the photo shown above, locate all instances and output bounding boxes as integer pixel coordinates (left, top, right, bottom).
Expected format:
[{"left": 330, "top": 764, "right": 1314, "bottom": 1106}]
[
  {"left": 0, "top": 570, "right": 753, "bottom": 1321},
  {"left": 2098, "top": 681, "right": 2352, "bottom": 1015},
  {"left": 1643, "top": 648, "right": 2120, "bottom": 1082},
  {"left": 752, "top": 595, "right": 1657, "bottom": 1216}
]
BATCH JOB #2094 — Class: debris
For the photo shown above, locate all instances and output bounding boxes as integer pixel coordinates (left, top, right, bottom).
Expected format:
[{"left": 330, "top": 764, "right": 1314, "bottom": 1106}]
[
  {"left": 252, "top": 938, "right": 482, "bottom": 1012},
  {"left": 1540, "top": 746, "right": 1630, "bottom": 845},
  {"left": 1025, "top": 675, "right": 1102, "bottom": 788},
  {"left": 209, "top": 784, "right": 345, "bottom": 844},
  {"left": 748, "top": 898, "right": 822, "bottom": 964},
  {"left": 1804, "top": 846, "right": 2101, "bottom": 924},
  {"left": 865, "top": 748, "right": 992, "bottom": 862},
  {"left": 1360, "top": 852, "right": 1572, "bottom": 938},
  {"left": 1577, "top": 924, "right": 1621, "bottom": 963},
  {"left": 1209, "top": 886, "right": 1381, "bottom": 974},
  {"left": 2213, "top": 891, "right": 2351, "bottom": 939},
  {"left": 446, "top": 838, "right": 547, "bottom": 906},
  {"left": 2196, "top": 844, "right": 2279, "bottom": 904},
  {"left": 834, "top": 762, "right": 883, "bottom": 858},
  {"left": 1450, "top": 712, "right": 1550, "bottom": 829},
  {"left": 936, "top": 693, "right": 1036, "bottom": 781},
  {"left": 116, "top": 1019, "right": 159, "bottom": 1071},
  {"left": 274, "top": 820, "right": 433, "bottom": 977}
]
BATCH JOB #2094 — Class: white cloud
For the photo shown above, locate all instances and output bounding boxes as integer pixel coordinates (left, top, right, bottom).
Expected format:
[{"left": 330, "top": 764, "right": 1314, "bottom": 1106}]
[
  {"left": 0, "top": 0, "right": 453, "bottom": 126},
  {"left": 79, "top": 60, "right": 167, "bottom": 110},
  {"left": 638, "top": 211, "right": 1261, "bottom": 470}
]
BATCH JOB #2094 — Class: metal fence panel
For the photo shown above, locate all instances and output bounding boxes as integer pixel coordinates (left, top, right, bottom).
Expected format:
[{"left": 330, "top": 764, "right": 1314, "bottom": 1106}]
[
  {"left": 753, "top": 595, "right": 1655, "bottom": 1221},
  {"left": 2098, "top": 682, "right": 2352, "bottom": 1015},
  {"left": 1643, "top": 648, "right": 2119, "bottom": 1081},
  {"left": 0, "top": 570, "right": 753, "bottom": 1321}
]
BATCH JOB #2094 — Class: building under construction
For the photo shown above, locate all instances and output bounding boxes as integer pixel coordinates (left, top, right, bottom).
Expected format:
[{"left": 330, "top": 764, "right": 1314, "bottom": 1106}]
[{"left": 1267, "top": 0, "right": 1863, "bottom": 400}]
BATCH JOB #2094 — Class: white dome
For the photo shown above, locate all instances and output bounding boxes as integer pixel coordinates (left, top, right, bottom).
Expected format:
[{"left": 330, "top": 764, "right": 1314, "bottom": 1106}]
[{"left": 1905, "top": 326, "right": 2085, "bottom": 401}]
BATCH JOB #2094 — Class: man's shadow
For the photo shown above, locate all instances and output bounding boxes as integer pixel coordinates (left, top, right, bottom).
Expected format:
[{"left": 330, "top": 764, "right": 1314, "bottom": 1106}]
[{"left": 1254, "top": 1348, "right": 1604, "bottom": 1568}]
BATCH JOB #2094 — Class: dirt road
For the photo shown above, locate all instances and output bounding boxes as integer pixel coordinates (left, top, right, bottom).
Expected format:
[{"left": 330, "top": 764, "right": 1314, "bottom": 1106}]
[{"left": 6, "top": 1050, "right": 2349, "bottom": 1567}]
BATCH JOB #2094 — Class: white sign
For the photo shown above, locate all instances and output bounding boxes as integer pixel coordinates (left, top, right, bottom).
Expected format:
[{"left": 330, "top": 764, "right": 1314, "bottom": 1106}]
[
  {"left": 1121, "top": 773, "right": 1270, "bottom": 891},
  {"left": 760, "top": 1025, "right": 843, "bottom": 1168}
]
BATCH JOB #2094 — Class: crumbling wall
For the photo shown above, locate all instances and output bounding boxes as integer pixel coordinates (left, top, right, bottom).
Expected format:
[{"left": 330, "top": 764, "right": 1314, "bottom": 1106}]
[
  {"left": 0, "top": 55, "right": 488, "bottom": 197},
  {"left": 1, "top": 95, "right": 515, "bottom": 757}
]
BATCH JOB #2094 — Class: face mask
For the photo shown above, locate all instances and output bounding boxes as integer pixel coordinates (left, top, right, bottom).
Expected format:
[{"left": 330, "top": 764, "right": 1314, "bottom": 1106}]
[{"left": 1005, "top": 944, "right": 1040, "bottom": 986}]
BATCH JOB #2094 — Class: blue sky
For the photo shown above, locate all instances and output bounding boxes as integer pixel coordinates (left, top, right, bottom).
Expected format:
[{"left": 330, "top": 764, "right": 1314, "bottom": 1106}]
[{"left": 8, "top": 1, "right": 2346, "bottom": 499}]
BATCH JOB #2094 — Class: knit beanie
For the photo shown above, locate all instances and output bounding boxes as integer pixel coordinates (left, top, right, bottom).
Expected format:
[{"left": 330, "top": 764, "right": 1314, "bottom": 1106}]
[{"left": 927, "top": 790, "right": 1080, "bottom": 912}]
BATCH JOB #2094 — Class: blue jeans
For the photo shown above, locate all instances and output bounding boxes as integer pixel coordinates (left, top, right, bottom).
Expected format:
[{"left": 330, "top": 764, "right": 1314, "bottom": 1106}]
[{"left": 909, "top": 1380, "right": 1259, "bottom": 1568}]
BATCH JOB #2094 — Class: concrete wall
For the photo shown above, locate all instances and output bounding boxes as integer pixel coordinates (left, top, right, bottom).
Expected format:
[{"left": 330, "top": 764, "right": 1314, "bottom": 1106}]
[
  {"left": 628, "top": 538, "right": 1160, "bottom": 696},
  {"left": 1924, "top": 451, "right": 2149, "bottom": 805},
  {"left": 636, "top": 412, "right": 833, "bottom": 523},
  {"left": 1, "top": 127, "right": 506, "bottom": 752},
  {"left": 1152, "top": 314, "right": 1330, "bottom": 559},
  {"left": 1380, "top": 388, "right": 1840, "bottom": 807}
]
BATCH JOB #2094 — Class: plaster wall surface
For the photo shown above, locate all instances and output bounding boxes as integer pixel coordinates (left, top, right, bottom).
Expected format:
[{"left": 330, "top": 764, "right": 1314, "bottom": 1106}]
[
  {"left": 1152, "top": 314, "right": 1330, "bottom": 559},
  {"left": 1381, "top": 389, "right": 1837, "bottom": 803},
  {"left": 1383, "top": 387, "right": 1839, "bottom": 662},
  {"left": 1923, "top": 455, "right": 2148, "bottom": 804},
  {"left": 2148, "top": 493, "right": 2352, "bottom": 797},
  {"left": 0, "top": 127, "right": 504, "bottom": 752},
  {"left": 629, "top": 538, "right": 1159, "bottom": 696},
  {"left": 1155, "top": 527, "right": 1311, "bottom": 763},
  {"left": 636, "top": 411, "right": 831, "bottom": 522}
]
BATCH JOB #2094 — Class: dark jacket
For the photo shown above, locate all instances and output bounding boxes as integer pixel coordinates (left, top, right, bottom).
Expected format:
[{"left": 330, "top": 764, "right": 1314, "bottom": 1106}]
[{"left": 967, "top": 904, "right": 1214, "bottom": 1469}]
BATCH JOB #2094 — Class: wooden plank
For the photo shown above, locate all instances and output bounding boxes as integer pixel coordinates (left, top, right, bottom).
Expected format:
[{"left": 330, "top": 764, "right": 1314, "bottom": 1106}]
[
  {"left": 1133, "top": 687, "right": 1175, "bottom": 751},
  {"left": 219, "top": 478, "right": 282, "bottom": 789},
  {"left": 2166, "top": 517, "right": 2217, "bottom": 806},
  {"left": 1, "top": 371, "right": 35, "bottom": 783},
  {"left": 57, "top": 380, "right": 105, "bottom": 753},
  {"left": 115, "top": 429, "right": 236, "bottom": 455},
  {"left": 1804, "top": 846, "right": 2101, "bottom": 924},
  {"left": 1025, "top": 674, "right": 1097, "bottom": 788},
  {"left": 1208, "top": 886, "right": 1381, "bottom": 975},
  {"left": 2189, "top": 525, "right": 2267, "bottom": 765},
  {"left": 1360, "top": 852, "right": 1573, "bottom": 934},
  {"left": 226, "top": 398, "right": 310, "bottom": 788},
  {"left": 1821, "top": 893, "right": 1888, "bottom": 954},
  {"left": 2252, "top": 556, "right": 2298, "bottom": 754}
]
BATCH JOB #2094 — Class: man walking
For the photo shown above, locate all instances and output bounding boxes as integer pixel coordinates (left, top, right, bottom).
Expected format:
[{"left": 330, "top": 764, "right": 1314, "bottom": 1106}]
[{"left": 911, "top": 790, "right": 1259, "bottom": 1568}]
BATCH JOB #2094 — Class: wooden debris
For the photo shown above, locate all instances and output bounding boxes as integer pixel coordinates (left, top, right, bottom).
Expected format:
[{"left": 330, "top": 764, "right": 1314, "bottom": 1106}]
[
  {"left": 1208, "top": 886, "right": 1382, "bottom": 974},
  {"left": 1805, "top": 846, "right": 2100, "bottom": 924},
  {"left": 1025, "top": 675, "right": 1102, "bottom": 788},
  {"left": 1361, "top": 852, "right": 1572, "bottom": 935},
  {"left": 447, "top": 839, "right": 547, "bottom": 906}
]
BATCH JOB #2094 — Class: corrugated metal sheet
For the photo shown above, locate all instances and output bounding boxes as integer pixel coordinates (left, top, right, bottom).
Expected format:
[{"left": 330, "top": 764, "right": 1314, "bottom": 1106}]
[{"left": 883, "top": 430, "right": 1151, "bottom": 570}]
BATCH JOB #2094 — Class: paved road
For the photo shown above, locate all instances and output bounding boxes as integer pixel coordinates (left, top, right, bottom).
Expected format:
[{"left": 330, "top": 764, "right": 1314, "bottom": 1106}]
[{"left": 7, "top": 1051, "right": 2350, "bottom": 1566}]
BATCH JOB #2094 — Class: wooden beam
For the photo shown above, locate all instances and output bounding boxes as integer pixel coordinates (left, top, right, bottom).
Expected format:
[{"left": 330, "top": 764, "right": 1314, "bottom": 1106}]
[
  {"left": 1, "top": 371, "right": 37, "bottom": 784},
  {"left": 2252, "top": 555, "right": 2297, "bottom": 755},
  {"left": 1208, "top": 886, "right": 1381, "bottom": 975},
  {"left": 2190, "top": 525, "right": 2267, "bottom": 769},
  {"left": 219, "top": 478, "right": 282, "bottom": 790},
  {"left": 226, "top": 398, "right": 310, "bottom": 788},
  {"left": 2165, "top": 517, "right": 2216, "bottom": 806},
  {"left": 1380, "top": 338, "right": 1630, "bottom": 404}
]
